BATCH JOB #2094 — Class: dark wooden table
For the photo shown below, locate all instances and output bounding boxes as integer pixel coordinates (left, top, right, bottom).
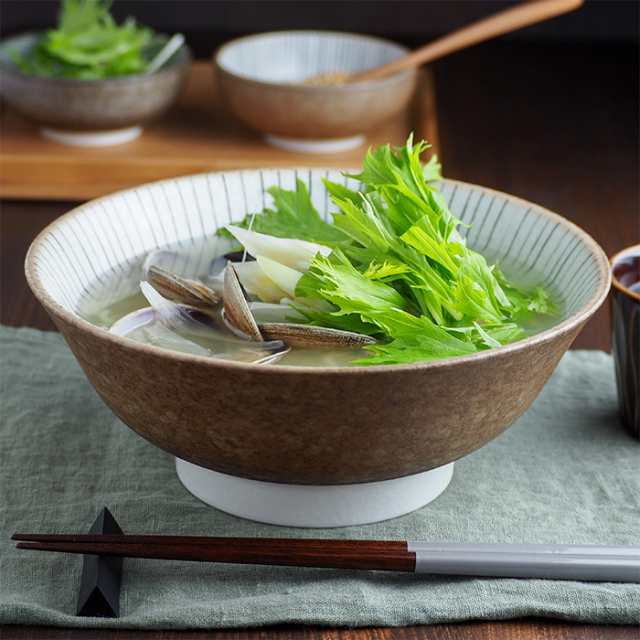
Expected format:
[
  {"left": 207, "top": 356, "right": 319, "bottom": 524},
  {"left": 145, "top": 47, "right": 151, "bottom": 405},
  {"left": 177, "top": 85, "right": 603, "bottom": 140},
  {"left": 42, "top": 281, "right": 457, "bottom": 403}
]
[{"left": 1, "top": 42, "right": 638, "bottom": 640}]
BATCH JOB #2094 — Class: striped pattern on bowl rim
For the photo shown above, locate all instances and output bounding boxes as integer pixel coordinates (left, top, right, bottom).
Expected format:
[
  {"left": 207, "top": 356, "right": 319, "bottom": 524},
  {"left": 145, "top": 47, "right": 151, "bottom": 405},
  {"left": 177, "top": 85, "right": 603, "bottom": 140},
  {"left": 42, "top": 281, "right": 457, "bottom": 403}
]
[
  {"left": 215, "top": 31, "right": 410, "bottom": 84},
  {"left": 26, "top": 169, "right": 610, "bottom": 366}
]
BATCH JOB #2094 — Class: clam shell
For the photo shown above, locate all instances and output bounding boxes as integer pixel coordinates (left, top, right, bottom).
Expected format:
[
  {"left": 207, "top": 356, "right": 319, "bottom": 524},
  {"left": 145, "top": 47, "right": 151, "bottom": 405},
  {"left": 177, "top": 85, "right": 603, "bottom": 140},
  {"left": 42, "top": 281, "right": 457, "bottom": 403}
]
[
  {"left": 258, "top": 323, "right": 376, "bottom": 348},
  {"left": 254, "top": 345, "right": 292, "bottom": 365},
  {"left": 223, "top": 263, "right": 264, "bottom": 341},
  {"left": 148, "top": 265, "right": 220, "bottom": 308},
  {"left": 111, "top": 301, "right": 289, "bottom": 364}
]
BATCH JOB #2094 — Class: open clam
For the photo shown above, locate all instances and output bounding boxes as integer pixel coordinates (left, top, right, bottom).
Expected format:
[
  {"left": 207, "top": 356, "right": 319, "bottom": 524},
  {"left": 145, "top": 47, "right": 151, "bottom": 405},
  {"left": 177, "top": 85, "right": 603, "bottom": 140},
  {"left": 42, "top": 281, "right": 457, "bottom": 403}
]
[
  {"left": 259, "top": 323, "right": 376, "bottom": 348},
  {"left": 220, "top": 263, "right": 376, "bottom": 350},
  {"left": 121, "top": 258, "right": 376, "bottom": 364},
  {"left": 148, "top": 265, "right": 221, "bottom": 309},
  {"left": 109, "top": 280, "right": 289, "bottom": 364},
  {"left": 222, "top": 263, "right": 264, "bottom": 341},
  {"left": 142, "top": 235, "right": 235, "bottom": 282}
]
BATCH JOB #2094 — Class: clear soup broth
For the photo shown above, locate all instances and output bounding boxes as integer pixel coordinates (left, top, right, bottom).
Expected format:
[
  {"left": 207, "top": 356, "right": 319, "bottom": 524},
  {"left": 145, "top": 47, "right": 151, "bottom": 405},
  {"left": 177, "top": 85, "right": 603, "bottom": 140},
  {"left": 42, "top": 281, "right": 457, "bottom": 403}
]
[{"left": 79, "top": 235, "right": 559, "bottom": 368}]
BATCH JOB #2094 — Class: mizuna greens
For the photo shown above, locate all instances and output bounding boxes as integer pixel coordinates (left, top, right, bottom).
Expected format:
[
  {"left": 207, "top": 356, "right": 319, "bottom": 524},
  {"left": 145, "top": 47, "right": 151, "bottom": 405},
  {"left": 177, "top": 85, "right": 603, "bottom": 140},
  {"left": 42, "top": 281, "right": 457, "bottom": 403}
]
[
  {"left": 11, "top": 0, "right": 160, "bottom": 79},
  {"left": 224, "top": 137, "right": 554, "bottom": 365}
]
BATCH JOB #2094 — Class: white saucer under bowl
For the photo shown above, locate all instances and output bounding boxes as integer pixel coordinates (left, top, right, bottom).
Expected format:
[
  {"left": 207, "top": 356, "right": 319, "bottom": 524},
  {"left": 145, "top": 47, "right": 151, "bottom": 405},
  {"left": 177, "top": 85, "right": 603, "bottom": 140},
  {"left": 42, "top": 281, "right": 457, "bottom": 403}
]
[
  {"left": 41, "top": 126, "right": 142, "bottom": 147},
  {"left": 176, "top": 457, "right": 454, "bottom": 527}
]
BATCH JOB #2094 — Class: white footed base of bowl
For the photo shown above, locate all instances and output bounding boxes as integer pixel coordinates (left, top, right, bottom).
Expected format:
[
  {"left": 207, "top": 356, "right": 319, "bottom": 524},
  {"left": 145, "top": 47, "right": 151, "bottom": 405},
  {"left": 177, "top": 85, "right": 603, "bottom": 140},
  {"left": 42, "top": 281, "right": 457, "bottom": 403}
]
[
  {"left": 40, "top": 126, "right": 142, "bottom": 147},
  {"left": 175, "top": 458, "right": 454, "bottom": 527},
  {"left": 265, "top": 134, "right": 365, "bottom": 154}
]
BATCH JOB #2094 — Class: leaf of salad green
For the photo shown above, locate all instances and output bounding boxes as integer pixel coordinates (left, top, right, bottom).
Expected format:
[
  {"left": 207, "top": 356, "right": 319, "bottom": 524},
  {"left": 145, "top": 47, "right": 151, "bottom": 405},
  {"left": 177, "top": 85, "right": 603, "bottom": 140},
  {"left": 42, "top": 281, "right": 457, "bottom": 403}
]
[
  {"left": 296, "top": 250, "right": 408, "bottom": 316},
  {"left": 225, "top": 136, "right": 556, "bottom": 365},
  {"left": 220, "top": 179, "right": 349, "bottom": 247},
  {"left": 11, "top": 0, "right": 158, "bottom": 79},
  {"left": 354, "top": 309, "right": 478, "bottom": 365}
]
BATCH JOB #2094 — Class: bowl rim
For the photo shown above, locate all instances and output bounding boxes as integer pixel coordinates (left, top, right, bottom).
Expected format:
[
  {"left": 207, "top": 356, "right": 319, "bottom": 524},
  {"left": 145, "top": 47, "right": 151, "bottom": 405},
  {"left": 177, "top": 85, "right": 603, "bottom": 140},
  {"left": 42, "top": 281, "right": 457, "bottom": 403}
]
[
  {"left": 0, "top": 30, "right": 191, "bottom": 85},
  {"left": 213, "top": 29, "right": 416, "bottom": 92},
  {"left": 610, "top": 244, "right": 640, "bottom": 303},
  {"left": 24, "top": 171, "right": 611, "bottom": 376}
]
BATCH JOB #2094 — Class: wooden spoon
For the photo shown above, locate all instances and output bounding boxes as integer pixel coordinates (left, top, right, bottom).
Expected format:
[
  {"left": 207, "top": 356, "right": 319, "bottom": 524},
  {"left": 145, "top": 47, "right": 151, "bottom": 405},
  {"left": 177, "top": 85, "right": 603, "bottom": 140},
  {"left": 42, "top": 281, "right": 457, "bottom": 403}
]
[{"left": 312, "top": 0, "right": 584, "bottom": 85}]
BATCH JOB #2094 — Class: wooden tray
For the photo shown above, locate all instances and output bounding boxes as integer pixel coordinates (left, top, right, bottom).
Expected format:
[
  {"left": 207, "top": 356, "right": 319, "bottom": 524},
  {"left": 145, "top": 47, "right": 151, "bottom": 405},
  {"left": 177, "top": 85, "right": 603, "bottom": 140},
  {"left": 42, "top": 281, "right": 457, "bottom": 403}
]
[{"left": 0, "top": 62, "right": 439, "bottom": 201}]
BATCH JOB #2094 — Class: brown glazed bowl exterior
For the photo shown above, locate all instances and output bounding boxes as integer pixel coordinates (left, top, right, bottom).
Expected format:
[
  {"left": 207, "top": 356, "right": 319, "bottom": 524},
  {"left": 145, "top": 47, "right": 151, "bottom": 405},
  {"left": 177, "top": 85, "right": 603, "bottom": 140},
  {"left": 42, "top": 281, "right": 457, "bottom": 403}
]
[
  {"left": 49, "top": 314, "right": 580, "bottom": 484},
  {"left": 213, "top": 32, "right": 416, "bottom": 139},
  {"left": 0, "top": 33, "right": 191, "bottom": 131},
  {"left": 24, "top": 175, "right": 611, "bottom": 486}
]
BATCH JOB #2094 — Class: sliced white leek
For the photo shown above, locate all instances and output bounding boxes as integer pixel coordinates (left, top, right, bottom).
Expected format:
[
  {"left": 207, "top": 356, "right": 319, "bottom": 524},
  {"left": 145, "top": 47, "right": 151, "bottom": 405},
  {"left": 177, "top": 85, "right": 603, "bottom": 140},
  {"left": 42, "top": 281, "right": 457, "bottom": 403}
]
[{"left": 226, "top": 225, "right": 331, "bottom": 272}]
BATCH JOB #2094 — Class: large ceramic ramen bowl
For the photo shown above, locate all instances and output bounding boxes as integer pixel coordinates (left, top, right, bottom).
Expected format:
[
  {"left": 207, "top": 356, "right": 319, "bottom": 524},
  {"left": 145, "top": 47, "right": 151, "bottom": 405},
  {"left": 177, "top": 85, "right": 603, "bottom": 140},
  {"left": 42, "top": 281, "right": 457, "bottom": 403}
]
[
  {"left": 214, "top": 31, "right": 416, "bottom": 153},
  {"left": 25, "top": 170, "right": 610, "bottom": 527}
]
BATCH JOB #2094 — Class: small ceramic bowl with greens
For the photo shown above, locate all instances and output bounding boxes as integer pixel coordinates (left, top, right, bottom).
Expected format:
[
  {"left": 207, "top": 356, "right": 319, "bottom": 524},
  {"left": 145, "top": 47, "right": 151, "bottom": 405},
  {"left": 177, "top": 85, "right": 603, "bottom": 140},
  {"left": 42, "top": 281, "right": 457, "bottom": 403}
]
[{"left": 0, "top": 0, "right": 190, "bottom": 146}]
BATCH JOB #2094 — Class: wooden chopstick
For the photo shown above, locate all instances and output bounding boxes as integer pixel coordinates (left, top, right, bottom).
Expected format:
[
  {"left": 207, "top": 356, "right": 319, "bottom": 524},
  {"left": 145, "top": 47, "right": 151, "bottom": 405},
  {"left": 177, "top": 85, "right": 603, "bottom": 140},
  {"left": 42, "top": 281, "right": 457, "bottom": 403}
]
[
  {"left": 12, "top": 534, "right": 406, "bottom": 553},
  {"left": 15, "top": 541, "right": 416, "bottom": 572},
  {"left": 13, "top": 535, "right": 640, "bottom": 581}
]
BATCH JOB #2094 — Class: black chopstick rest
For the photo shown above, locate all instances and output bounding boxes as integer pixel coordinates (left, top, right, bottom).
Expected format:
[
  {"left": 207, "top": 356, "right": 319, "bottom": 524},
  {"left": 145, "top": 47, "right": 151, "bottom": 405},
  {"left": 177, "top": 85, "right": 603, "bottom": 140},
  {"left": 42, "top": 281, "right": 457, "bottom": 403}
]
[{"left": 76, "top": 507, "right": 123, "bottom": 618}]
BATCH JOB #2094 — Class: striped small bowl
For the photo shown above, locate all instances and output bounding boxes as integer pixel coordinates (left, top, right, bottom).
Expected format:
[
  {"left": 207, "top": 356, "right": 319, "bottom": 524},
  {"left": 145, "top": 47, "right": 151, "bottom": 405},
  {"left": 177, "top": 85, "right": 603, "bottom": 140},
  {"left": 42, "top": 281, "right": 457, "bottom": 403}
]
[{"left": 214, "top": 31, "right": 416, "bottom": 154}]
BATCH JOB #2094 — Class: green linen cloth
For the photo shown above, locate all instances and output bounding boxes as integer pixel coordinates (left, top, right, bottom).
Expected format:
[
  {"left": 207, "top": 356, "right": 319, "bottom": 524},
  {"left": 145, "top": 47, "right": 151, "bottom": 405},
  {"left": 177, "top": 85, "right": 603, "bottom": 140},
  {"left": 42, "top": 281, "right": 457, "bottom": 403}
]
[{"left": 0, "top": 326, "right": 638, "bottom": 629}]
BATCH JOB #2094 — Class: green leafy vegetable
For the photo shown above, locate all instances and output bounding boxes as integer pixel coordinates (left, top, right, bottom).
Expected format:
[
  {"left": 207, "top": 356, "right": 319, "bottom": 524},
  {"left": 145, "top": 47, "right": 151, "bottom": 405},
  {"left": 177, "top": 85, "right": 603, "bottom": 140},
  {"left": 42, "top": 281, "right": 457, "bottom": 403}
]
[
  {"left": 226, "top": 136, "right": 556, "bottom": 365},
  {"left": 219, "top": 179, "right": 349, "bottom": 247},
  {"left": 355, "top": 310, "right": 479, "bottom": 365},
  {"left": 10, "top": 0, "right": 162, "bottom": 79}
]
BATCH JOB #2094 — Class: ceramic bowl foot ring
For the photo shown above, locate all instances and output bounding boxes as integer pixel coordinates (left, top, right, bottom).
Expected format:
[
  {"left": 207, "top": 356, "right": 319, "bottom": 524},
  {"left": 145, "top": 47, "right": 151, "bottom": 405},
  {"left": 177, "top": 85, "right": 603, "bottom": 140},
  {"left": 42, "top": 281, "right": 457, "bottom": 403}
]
[
  {"left": 175, "top": 458, "right": 454, "bottom": 527},
  {"left": 264, "top": 134, "right": 365, "bottom": 154},
  {"left": 41, "top": 126, "right": 142, "bottom": 147}
]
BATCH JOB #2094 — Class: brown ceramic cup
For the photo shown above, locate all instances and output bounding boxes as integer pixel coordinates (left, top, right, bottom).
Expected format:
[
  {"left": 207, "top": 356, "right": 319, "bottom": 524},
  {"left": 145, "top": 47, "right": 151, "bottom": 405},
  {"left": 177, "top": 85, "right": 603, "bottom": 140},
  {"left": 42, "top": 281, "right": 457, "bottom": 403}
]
[{"left": 611, "top": 245, "right": 640, "bottom": 439}]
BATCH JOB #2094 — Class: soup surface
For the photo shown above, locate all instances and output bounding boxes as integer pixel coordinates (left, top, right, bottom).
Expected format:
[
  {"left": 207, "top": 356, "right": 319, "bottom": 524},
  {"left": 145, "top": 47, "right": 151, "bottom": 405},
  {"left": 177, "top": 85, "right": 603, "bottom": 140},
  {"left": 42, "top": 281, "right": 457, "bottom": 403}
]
[{"left": 79, "top": 235, "right": 559, "bottom": 368}]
